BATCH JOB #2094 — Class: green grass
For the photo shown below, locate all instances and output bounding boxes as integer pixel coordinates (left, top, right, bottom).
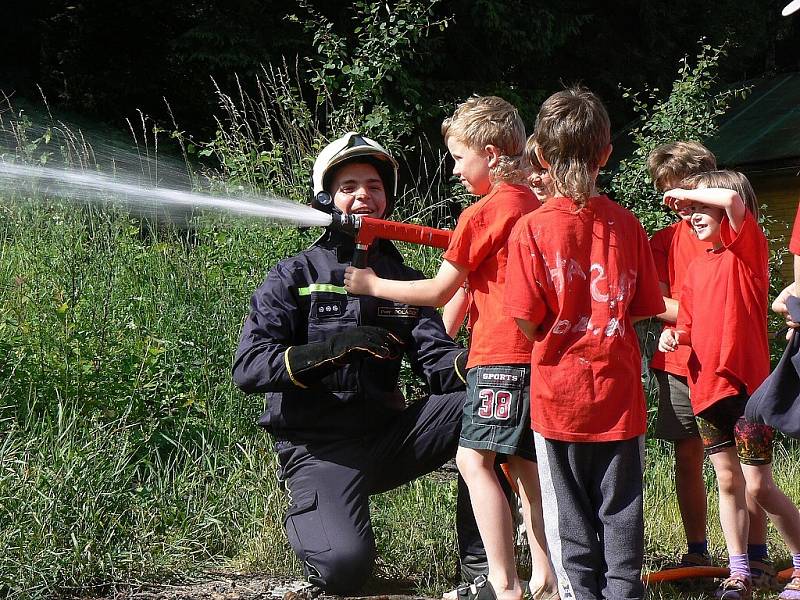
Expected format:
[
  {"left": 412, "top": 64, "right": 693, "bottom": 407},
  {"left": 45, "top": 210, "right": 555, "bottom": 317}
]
[
  {"left": 3, "top": 201, "right": 800, "bottom": 599},
  {"left": 0, "top": 200, "right": 311, "bottom": 597}
]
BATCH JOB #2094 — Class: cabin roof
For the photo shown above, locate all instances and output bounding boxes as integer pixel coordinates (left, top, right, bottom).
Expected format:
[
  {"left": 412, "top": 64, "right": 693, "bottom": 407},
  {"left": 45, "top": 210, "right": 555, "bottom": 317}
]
[{"left": 709, "top": 72, "right": 800, "bottom": 168}]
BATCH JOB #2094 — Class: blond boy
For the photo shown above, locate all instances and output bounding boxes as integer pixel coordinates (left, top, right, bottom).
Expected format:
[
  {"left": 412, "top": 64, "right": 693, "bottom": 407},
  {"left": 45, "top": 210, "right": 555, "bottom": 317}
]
[{"left": 345, "top": 96, "right": 555, "bottom": 600}]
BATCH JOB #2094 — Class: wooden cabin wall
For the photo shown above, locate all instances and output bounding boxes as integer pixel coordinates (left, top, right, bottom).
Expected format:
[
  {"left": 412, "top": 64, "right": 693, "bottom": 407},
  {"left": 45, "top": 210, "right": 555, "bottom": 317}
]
[{"left": 746, "top": 168, "right": 800, "bottom": 284}]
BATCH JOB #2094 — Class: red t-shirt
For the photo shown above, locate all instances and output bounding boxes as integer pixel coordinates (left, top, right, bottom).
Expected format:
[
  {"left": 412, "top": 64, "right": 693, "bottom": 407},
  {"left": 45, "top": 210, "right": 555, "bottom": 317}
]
[
  {"left": 649, "top": 220, "right": 709, "bottom": 376},
  {"left": 443, "top": 182, "right": 541, "bottom": 368},
  {"left": 503, "top": 195, "right": 665, "bottom": 442},
  {"left": 790, "top": 202, "right": 800, "bottom": 255},
  {"left": 677, "top": 212, "right": 770, "bottom": 414}
]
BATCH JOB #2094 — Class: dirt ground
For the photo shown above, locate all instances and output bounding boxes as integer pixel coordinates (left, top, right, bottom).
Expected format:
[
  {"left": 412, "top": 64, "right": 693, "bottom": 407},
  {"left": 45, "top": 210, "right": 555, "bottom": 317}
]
[
  {"left": 102, "top": 573, "right": 436, "bottom": 600},
  {"left": 93, "top": 464, "right": 460, "bottom": 600}
]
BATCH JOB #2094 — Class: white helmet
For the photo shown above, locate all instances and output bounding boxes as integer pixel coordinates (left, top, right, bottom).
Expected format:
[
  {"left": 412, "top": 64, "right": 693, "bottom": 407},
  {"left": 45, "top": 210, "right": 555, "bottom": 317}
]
[{"left": 312, "top": 132, "right": 399, "bottom": 217}]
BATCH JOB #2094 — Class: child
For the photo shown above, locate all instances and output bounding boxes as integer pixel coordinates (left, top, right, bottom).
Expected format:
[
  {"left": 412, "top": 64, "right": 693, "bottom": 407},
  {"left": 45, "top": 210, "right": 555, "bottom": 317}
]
[
  {"left": 648, "top": 143, "right": 776, "bottom": 585},
  {"left": 525, "top": 133, "right": 554, "bottom": 204},
  {"left": 647, "top": 142, "right": 717, "bottom": 570},
  {"left": 344, "top": 96, "right": 556, "bottom": 600},
  {"left": 503, "top": 86, "right": 665, "bottom": 600},
  {"left": 658, "top": 170, "right": 800, "bottom": 600},
  {"left": 442, "top": 134, "right": 553, "bottom": 339}
]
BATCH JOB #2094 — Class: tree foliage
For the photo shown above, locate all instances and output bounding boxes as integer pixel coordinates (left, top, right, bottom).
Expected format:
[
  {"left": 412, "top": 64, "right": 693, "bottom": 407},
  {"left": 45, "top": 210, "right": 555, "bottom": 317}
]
[
  {"left": 608, "top": 43, "right": 750, "bottom": 233},
  {"left": 4, "top": 0, "right": 798, "bottom": 139},
  {"left": 287, "top": 0, "right": 450, "bottom": 148},
  {"left": 190, "top": 0, "right": 452, "bottom": 198}
]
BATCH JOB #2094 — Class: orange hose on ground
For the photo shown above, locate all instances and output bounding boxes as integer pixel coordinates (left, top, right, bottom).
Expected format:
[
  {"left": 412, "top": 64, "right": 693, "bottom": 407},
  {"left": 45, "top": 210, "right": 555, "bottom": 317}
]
[
  {"left": 644, "top": 565, "right": 794, "bottom": 585},
  {"left": 644, "top": 566, "right": 729, "bottom": 584}
]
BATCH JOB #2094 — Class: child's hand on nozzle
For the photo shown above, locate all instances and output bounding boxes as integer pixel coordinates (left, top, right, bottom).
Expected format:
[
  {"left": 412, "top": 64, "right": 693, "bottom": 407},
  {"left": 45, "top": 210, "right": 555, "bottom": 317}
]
[
  {"left": 663, "top": 189, "right": 692, "bottom": 212},
  {"left": 658, "top": 328, "right": 680, "bottom": 353},
  {"left": 344, "top": 266, "right": 377, "bottom": 296}
]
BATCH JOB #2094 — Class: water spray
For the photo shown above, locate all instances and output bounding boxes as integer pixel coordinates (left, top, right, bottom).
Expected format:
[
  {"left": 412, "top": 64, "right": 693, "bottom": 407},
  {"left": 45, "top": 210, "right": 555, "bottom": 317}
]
[
  {"left": 0, "top": 162, "right": 454, "bottom": 263},
  {"left": 0, "top": 162, "right": 332, "bottom": 228}
]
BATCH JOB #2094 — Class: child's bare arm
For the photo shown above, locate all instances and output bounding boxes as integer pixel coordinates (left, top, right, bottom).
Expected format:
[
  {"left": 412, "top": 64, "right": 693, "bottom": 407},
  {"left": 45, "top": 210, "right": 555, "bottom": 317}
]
[
  {"left": 653, "top": 281, "right": 679, "bottom": 323},
  {"left": 442, "top": 286, "right": 468, "bottom": 338},
  {"left": 773, "top": 280, "right": 800, "bottom": 340},
  {"left": 773, "top": 282, "right": 795, "bottom": 316},
  {"left": 663, "top": 187, "right": 747, "bottom": 232},
  {"left": 343, "top": 259, "right": 468, "bottom": 308},
  {"left": 655, "top": 298, "right": 679, "bottom": 323},
  {"left": 795, "top": 253, "right": 800, "bottom": 300}
]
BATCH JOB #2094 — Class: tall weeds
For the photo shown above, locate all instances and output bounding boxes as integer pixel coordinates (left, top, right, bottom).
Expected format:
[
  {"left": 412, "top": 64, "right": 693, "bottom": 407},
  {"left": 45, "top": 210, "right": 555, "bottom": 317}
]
[
  {"left": 0, "top": 191, "right": 314, "bottom": 596},
  {"left": 3, "top": 16, "right": 799, "bottom": 600}
]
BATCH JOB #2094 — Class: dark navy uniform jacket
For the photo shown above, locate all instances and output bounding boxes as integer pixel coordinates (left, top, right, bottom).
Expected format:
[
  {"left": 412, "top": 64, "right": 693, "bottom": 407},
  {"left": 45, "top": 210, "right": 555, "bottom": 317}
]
[
  {"left": 746, "top": 294, "right": 800, "bottom": 438},
  {"left": 233, "top": 230, "right": 466, "bottom": 442}
]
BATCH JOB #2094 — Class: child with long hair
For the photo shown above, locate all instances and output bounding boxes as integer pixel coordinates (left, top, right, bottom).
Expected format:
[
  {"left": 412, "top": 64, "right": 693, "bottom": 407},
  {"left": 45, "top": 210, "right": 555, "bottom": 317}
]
[
  {"left": 659, "top": 170, "right": 800, "bottom": 600},
  {"left": 503, "top": 86, "right": 665, "bottom": 599}
]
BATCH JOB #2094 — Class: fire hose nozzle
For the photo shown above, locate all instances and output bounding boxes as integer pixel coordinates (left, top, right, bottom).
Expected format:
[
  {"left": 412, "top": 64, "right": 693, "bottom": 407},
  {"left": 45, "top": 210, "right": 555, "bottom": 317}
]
[
  {"left": 328, "top": 211, "right": 362, "bottom": 237},
  {"left": 328, "top": 212, "right": 452, "bottom": 269}
]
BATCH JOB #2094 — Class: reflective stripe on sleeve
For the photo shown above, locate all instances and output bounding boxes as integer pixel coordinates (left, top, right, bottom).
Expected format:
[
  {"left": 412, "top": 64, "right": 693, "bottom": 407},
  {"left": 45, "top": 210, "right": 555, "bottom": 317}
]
[
  {"left": 284, "top": 347, "right": 309, "bottom": 389},
  {"left": 454, "top": 350, "right": 467, "bottom": 384}
]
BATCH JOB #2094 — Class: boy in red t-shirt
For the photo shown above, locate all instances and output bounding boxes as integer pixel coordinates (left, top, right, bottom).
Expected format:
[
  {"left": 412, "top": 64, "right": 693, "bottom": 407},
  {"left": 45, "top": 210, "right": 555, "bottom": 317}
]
[
  {"left": 649, "top": 143, "right": 776, "bottom": 584},
  {"left": 344, "top": 96, "right": 554, "bottom": 600},
  {"left": 441, "top": 134, "right": 554, "bottom": 340},
  {"left": 659, "top": 170, "right": 800, "bottom": 600},
  {"left": 503, "top": 86, "right": 664, "bottom": 600},
  {"left": 648, "top": 143, "right": 775, "bottom": 585}
]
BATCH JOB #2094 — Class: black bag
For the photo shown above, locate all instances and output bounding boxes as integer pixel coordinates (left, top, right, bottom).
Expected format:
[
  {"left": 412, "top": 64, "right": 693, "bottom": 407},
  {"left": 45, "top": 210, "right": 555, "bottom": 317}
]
[{"left": 745, "top": 295, "right": 800, "bottom": 437}]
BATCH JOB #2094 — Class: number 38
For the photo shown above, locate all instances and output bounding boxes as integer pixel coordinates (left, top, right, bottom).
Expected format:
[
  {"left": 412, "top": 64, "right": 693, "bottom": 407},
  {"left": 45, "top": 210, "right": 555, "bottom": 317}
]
[{"left": 477, "top": 389, "right": 513, "bottom": 420}]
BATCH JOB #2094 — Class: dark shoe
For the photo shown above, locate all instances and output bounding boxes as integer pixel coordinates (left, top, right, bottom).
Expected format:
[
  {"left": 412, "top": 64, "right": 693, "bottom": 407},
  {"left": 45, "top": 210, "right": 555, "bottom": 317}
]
[
  {"left": 750, "top": 558, "right": 781, "bottom": 591},
  {"left": 676, "top": 551, "right": 713, "bottom": 568},
  {"left": 714, "top": 574, "right": 752, "bottom": 599}
]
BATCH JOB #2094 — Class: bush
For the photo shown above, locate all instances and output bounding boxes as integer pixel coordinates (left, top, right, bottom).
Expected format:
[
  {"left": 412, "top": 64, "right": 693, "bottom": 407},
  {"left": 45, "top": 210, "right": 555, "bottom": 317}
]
[{"left": 607, "top": 41, "right": 749, "bottom": 234}]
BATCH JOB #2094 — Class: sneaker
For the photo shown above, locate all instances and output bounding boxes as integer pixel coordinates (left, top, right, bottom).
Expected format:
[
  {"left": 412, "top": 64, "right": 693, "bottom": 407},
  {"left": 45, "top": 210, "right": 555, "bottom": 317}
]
[
  {"left": 750, "top": 558, "right": 781, "bottom": 592},
  {"left": 714, "top": 574, "right": 752, "bottom": 600},
  {"left": 779, "top": 569, "right": 800, "bottom": 600},
  {"left": 660, "top": 551, "right": 716, "bottom": 591},
  {"left": 674, "top": 551, "right": 713, "bottom": 568}
]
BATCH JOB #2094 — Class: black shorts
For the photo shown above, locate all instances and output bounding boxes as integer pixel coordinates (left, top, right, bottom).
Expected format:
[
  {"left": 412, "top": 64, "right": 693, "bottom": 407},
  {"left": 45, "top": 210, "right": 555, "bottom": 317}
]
[
  {"left": 696, "top": 393, "right": 774, "bottom": 466},
  {"left": 459, "top": 364, "right": 535, "bottom": 461}
]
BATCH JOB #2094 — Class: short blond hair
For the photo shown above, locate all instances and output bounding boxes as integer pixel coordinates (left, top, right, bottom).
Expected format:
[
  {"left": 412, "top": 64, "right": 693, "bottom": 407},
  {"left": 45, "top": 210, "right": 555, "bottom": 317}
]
[
  {"left": 533, "top": 86, "right": 610, "bottom": 207},
  {"left": 441, "top": 95, "right": 526, "bottom": 183},
  {"left": 647, "top": 141, "right": 717, "bottom": 191},
  {"left": 683, "top": 170, "right": 759, "bottom": 220}
]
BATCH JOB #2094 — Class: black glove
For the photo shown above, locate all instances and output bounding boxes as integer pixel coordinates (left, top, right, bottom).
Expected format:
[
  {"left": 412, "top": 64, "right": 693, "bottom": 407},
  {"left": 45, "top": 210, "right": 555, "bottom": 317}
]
[{"left": 285, "top": 326, "right": 404, "bottom": 388}]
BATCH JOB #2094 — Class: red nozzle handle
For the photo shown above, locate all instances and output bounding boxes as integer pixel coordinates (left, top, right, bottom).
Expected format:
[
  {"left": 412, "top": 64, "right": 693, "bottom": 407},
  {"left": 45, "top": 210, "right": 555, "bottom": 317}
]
[
  {"left": 355, "top": 216, "right": 452, "bottom": 249},
  {"left": 349, "top": 216, "right": 452, "bottom": 269}
]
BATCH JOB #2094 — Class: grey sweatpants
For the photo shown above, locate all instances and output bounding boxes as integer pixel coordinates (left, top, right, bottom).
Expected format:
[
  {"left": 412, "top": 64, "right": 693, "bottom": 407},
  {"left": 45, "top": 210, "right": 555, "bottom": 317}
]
[{"left": 534, "top": 433, "right": 645, "bottom": 600}]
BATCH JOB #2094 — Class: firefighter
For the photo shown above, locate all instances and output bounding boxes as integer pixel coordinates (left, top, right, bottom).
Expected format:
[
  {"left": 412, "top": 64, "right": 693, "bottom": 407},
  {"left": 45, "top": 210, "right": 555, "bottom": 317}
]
[{"left": 233, "top": 132, "right": 487, "bottom": 593}]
